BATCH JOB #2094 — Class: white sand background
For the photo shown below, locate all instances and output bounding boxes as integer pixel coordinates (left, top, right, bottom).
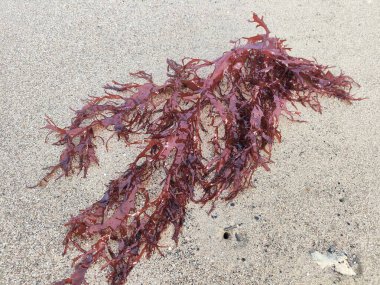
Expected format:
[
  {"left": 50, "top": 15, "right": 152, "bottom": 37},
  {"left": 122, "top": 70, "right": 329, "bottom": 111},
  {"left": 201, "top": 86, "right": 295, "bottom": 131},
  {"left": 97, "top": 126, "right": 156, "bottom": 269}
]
[{"left": 0, "top": 1, "right": 379, "bottom": 284}]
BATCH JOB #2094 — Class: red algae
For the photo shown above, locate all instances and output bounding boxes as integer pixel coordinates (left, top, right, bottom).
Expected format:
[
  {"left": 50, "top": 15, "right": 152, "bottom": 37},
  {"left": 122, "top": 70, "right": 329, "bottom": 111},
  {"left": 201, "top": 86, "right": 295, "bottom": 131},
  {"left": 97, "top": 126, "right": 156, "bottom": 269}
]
[{"left": 39, "top": 14, "right": 358, "bottom": 285}]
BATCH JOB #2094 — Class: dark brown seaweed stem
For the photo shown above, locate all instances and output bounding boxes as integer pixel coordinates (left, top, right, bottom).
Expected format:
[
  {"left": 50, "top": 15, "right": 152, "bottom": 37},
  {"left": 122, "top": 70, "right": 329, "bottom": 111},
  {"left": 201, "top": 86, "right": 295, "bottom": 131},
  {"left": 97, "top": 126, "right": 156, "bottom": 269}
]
[{"left": 40, "top": 14, "right": 358, "bottom": 285}]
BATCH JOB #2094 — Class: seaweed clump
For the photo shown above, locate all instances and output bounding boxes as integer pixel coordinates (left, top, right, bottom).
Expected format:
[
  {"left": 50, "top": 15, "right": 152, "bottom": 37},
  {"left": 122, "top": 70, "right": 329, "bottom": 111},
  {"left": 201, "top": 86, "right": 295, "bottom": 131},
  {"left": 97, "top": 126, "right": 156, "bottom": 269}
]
[{"left": 39, "top": 14, "right": 357, "bottom": 285}]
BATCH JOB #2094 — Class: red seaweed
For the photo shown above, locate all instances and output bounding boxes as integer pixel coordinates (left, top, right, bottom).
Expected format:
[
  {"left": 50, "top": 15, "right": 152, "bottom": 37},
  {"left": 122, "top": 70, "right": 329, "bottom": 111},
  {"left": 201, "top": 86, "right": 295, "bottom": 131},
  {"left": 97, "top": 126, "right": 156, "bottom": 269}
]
[{"left": 39, "top": 14, "right": 358, "bottom": 285}]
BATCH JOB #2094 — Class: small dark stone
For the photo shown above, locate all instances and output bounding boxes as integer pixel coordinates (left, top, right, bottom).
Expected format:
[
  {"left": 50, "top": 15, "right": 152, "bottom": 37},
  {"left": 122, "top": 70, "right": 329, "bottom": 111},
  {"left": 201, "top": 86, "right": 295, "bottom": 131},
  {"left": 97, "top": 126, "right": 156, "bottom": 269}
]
[
  {"left": 327, "top": 245, "right": 336, "bottom": 253},
  {"left": 254, "top": 215, "right": 260, "bottom": 221},
  {"left": 339, "top": 198, "right": 345, "bottom": 202},
  {"left": 230, "top": 202, "right": 235, "bottom": 206},
  {"left": 241, "top": 258, "right": 246, "bottom": 261},
  {"left": 223, "top": 232, "right": 230, "bottom": 239}
]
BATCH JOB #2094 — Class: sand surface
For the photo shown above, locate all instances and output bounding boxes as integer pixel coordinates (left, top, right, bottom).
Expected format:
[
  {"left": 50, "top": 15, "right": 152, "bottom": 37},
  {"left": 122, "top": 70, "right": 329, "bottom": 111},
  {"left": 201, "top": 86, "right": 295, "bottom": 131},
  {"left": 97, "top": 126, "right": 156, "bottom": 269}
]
[{"left": 0, "top": 1, "right": 379, "bottom": 284}]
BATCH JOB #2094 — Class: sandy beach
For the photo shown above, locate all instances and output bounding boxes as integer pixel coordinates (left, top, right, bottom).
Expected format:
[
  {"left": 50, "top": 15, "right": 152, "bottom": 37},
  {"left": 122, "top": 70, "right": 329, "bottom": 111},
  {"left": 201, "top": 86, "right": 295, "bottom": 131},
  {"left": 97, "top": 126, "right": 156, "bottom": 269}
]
[{"left": 0, "top": 1, "right": 379, "bottom": 284}]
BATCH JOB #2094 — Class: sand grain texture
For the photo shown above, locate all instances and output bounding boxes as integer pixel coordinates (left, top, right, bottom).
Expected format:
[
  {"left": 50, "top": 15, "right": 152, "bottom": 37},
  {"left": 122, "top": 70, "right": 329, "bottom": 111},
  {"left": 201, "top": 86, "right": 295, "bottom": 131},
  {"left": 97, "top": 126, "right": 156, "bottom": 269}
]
[{"left": 0, "top": 1, "right": 379, "bottom": 284}]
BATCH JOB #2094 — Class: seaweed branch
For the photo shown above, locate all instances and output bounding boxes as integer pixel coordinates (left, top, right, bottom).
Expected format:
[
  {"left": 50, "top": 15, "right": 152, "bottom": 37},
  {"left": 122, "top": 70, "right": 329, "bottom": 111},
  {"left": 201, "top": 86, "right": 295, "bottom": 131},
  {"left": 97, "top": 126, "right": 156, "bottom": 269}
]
[{"left": 39, "top": 14, "right": 358, "bottom": 285}]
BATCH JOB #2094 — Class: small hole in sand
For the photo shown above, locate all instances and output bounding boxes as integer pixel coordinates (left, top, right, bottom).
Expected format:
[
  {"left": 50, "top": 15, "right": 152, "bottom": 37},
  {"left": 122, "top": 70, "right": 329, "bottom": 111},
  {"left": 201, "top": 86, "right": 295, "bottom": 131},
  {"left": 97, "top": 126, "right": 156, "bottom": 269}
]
[{"left": 223, "top": 232, "right": 230, "bottom": 239}]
